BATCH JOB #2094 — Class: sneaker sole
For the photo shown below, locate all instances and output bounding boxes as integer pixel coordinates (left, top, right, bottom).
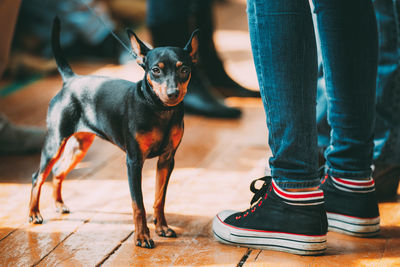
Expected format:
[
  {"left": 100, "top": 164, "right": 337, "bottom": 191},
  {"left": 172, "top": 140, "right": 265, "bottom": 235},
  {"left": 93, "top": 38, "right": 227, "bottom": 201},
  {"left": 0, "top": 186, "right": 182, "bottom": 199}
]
[
  {"left": 327, "top": 212, "right": 380, "bottom": 237},
  {"left": 213, "top": 215, "right": 327, "bottom": 255}
]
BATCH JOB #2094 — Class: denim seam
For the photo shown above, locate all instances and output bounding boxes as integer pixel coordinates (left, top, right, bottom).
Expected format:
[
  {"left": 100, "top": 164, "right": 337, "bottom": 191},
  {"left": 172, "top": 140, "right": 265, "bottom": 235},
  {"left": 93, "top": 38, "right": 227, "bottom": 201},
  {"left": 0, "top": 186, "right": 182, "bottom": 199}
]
[
  {"left": 252, "top": 1, "right": 278, "bottom": 159},
  {"left": 260, "top": 13, "right": 279, "bottom": 182},
  {"left": 273, "top": 178, "right": 321, "bottom": 189},
  {"left": 325, "top": 165, "right": 372, "bottom": 179},
  {"left": 300, "top": 16, "right": 307, "bottom": 151},
  {"left": 393, "top": 0, "right": 400, "bottom": 64},
  {"left": 259, "top": 12, "right": 303, "bottom": 16}
]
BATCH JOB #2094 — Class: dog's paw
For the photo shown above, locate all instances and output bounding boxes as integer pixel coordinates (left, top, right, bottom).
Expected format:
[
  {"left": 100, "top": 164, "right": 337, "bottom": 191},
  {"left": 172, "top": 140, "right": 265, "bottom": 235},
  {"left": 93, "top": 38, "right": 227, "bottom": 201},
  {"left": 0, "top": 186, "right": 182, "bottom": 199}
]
[
  {"left": 135, "top": 232, "right": 155, "bottom": 249},
  {"left": 28, "top": 211, "right": 43, "bottom": 224},
  {"left": 156, "top": 226, "right": 177, "bottom": 238},
  {"left": 55, "top": 201, "right": 70, "bottom": 214}
]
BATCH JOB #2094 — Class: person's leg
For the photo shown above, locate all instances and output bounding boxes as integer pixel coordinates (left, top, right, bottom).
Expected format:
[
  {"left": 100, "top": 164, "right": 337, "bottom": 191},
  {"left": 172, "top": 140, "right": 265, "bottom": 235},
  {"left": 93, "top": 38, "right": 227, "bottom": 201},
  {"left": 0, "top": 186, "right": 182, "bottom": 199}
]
[
  {"left": 146, "top": 0, "right": 242, "bottom": 119},
  {"left": 146, "top": 0, "right": 190, "bottom": 47},
  {"left": 249, "top": 0, "right": 320, "bottom": 189},
  {"left": 371, "top": 0, "right": 400, "bottom": 198},
  {"left": 317, "top": 0, "right": 400, "bottom": 199},
  {"left": 0, "top": 0, "right": 45, "bottom": 155},
  {"left": 315, "top": 0, "right": 377, "bottom": 178},
  {"left": 213, "top": 0, "right": 328, "bottom": 255},
  {"left": 0, "top": 0, "right": 21, "bottom": 77},
  {"left": 316, "top": 66, "right": 330, "bottom": 154},
  {"left": 314, "top": 0, "right": 381, "bottom": 236},
  {"left": 193, "top": 0, "right": 260, "bottom": 98}
]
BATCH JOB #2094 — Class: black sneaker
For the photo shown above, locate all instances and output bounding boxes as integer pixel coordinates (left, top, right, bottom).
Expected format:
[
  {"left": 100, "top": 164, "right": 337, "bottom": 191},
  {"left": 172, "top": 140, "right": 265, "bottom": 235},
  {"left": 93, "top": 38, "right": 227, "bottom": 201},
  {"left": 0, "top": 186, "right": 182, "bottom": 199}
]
[
  {"left": 213, "top": 177, "right": 328, "bottom": 255},
  {"left": 319, "top": 175, "right": 380, "bottom": 237}
]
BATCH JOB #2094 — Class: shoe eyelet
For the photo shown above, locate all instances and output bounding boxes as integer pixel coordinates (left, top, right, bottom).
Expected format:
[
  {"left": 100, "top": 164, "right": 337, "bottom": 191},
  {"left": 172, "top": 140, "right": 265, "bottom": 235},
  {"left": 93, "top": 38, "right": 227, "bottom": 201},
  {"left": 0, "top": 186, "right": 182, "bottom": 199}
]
[
  {"left": 251, "top": 207, "right": 256, "bottom": 212},
  {"left": 236, "top": 215, "right": 241, "bottom": 220},
  {"left": 258, "top": 200, "right": 262, "bottom": 206},
  {"left": 321, "top": 174, "right": 328, "bottom": 184},
  {"left": 244, "top": 212, "right": 249, "bottom": 217}
]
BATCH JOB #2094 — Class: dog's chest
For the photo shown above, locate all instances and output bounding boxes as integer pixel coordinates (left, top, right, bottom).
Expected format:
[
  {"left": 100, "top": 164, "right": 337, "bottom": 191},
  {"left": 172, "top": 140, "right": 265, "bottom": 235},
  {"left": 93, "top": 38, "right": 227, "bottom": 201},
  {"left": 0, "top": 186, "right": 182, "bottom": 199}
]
[{"left": 135, "top": 124, "right": 183, "bottom": 158}]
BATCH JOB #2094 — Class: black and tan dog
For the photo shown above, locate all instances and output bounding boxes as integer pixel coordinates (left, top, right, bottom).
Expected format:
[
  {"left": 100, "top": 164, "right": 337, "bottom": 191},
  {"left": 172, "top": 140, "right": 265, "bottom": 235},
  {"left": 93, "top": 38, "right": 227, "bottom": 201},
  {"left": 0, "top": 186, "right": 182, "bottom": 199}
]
[{"left": 28, "top": 17, "right": 198, "bottom": 248}]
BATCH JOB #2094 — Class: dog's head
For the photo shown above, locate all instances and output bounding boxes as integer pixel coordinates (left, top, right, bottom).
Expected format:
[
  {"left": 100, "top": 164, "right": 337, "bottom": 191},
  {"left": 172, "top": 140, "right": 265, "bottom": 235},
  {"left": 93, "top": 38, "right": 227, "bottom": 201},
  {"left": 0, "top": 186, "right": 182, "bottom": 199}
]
[{"left": 127, "top": 29, "right": 199, "bottom": 107}]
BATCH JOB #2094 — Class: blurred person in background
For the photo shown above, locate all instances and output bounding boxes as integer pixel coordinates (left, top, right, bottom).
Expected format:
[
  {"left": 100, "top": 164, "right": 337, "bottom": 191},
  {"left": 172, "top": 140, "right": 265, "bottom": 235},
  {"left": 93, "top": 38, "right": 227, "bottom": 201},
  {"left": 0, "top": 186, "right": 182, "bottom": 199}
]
[
  {"left": 1, "top": 0, "right": 125, "bottom": 154},
  {"left": 147, "top": 0, "right": 260, "bottom": 118},
  {"left": 317, "top": 0, "right": 400, "bottom": 200},
  {"left": 0, "top": 0, "right": 45, "bottom": 155}
]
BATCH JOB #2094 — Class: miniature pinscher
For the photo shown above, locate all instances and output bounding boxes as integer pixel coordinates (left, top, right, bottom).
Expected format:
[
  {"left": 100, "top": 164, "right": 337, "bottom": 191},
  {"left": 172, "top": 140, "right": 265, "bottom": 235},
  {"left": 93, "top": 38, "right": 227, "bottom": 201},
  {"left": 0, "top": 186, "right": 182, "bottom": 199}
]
[{"left": 28, "top": 17, "right": 198, "bottom": 248}]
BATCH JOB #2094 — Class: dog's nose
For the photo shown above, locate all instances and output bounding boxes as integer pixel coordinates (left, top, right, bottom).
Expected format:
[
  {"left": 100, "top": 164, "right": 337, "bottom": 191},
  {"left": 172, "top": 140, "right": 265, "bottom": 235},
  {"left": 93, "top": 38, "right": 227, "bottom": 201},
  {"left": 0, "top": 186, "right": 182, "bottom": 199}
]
[{"left": 167, "top": 89, "right": 180, "bottom": 99}]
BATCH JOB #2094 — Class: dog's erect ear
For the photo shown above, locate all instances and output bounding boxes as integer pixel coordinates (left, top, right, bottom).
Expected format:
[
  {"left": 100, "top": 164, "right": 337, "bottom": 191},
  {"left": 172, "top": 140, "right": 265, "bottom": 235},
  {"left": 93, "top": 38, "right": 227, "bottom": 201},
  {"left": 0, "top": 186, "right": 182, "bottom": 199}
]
[
  {"left": 127, "top": 29, "right": 151, "bottom": 68},
  {"left": 184, "top": 29, "right": 199, "bottom": 64}
]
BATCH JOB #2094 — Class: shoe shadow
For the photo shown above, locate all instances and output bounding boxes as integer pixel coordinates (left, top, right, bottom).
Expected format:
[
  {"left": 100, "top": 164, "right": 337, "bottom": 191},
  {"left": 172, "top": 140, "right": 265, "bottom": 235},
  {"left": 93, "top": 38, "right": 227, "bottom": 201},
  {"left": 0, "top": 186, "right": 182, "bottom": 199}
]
[{"left": 323, "top": 225, "right": 400, "bottom": 257}]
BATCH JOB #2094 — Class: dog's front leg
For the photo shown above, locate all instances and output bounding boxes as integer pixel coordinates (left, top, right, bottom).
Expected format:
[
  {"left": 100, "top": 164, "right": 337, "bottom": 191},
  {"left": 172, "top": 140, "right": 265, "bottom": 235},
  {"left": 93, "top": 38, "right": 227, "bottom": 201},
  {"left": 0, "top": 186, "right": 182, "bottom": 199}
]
[
  {"left": 126, "top": 155, "right": 154, "bottom": 249},
  {"left": 153, "top": 153, "right": 177, "bottom": 238}
]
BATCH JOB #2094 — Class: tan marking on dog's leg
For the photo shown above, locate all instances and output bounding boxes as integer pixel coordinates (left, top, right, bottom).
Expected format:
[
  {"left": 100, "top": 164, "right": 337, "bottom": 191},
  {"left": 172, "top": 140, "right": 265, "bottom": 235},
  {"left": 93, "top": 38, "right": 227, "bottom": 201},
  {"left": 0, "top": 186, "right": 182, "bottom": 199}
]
[
  {"left": 52, "top": 133, "right": 95, "bottom": 213},
  {"left": 29, "top": 138, "right": 69, "bottom": 224},
  {"left": 153, "top": 159, "right": 176, "bottom": 238},
  {"left": 170, "top": 126, "right": 184, "bottom": 149},
  {"left": 132, "top": 201, "right": 154, "bottom": 248},
  {"left": 135, "top": 128, "right": 162, "bottom": 155}
]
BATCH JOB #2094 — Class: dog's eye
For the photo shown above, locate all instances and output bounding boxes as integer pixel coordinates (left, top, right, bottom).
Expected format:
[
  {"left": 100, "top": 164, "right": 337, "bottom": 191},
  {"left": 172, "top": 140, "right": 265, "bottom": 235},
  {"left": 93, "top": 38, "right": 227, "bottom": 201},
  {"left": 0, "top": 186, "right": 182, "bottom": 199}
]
[
  {"left": 180, "top": 66, "right": 190, "bottom": 74},
  {"left": 151, "top": 67, "right": 161, "bottom": 75}
]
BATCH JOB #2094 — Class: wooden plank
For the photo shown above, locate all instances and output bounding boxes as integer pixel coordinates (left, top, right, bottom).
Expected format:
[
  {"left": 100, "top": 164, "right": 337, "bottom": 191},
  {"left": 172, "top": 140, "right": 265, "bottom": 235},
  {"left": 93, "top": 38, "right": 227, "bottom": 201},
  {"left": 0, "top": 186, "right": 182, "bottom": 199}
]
[
  {"left": 0, "top": 167, "right": 128, "bottom": 266},
  {"left": 245, "top": 250, "right": 314, "bottom": 267},
  {"left": 35, "top": 195, "right": 134, "bottom": 266}
]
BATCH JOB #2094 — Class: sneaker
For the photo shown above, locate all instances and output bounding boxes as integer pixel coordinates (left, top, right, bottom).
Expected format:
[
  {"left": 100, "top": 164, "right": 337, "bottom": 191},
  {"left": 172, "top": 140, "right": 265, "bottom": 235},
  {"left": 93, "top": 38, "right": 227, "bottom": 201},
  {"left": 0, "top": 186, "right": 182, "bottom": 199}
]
[
  {"left": 319, "top": 175, "right": 380, "bottom": 237},
  {"left": 213, "top": 177, "right": 328, "bottom": 255}
]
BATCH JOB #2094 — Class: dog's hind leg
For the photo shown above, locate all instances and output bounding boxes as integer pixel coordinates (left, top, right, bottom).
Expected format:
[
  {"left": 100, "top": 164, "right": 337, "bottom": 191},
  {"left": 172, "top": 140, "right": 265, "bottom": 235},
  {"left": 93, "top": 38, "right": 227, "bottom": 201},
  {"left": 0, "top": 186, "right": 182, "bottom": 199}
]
[
  {"left": 29, "top": 133, "right": 69, "bottom": 224},
  {"left": 52, "top": 132, "right": 95, "bottom": 214}
]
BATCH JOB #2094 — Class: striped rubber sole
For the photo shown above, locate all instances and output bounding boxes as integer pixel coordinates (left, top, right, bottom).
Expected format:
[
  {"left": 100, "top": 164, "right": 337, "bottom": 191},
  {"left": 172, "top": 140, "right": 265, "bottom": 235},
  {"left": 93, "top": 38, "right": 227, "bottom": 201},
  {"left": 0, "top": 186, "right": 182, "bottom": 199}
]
[
  {"left": 327, "top": 212, "right": 380, "bottom": 237},
  {"left": 213, "top": 214, "right": 327, "bottom": 255}
]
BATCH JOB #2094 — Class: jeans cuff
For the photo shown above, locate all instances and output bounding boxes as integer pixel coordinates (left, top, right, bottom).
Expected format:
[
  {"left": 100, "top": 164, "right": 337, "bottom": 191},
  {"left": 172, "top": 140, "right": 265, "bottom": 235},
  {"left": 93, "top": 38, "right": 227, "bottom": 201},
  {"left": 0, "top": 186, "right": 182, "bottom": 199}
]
[
  {"left": 326, "top": 166, "right": 372, "bottom": 179},
  {"left": 272, "top": 177, "right": 321, "bottom": 189}
]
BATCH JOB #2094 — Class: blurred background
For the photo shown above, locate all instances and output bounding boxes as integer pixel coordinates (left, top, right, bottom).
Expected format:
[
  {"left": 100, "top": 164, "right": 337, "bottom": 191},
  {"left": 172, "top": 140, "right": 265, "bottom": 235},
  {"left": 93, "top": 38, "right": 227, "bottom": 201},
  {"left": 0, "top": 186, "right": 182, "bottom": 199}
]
[
  {"left": 1, "top": 0, "right": 258, "bottom": 92},
  {"left": 0, "top": 0, "right": 261, "bottom": 156}
]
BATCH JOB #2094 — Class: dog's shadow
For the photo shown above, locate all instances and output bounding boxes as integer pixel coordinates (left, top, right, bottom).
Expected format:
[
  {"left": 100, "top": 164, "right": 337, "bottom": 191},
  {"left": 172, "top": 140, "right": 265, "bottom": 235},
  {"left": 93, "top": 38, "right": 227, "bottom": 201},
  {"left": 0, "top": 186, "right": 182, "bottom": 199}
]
[{"left": 48, "top": 211, "right": 213, "bottom": 238}]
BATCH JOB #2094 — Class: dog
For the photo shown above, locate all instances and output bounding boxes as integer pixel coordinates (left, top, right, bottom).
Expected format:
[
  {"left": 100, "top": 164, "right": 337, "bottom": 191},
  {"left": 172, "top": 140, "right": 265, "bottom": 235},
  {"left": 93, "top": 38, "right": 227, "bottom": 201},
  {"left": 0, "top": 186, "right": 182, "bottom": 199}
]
[{"left": 28, "top": 17, "right": 198, "bottom": 249}]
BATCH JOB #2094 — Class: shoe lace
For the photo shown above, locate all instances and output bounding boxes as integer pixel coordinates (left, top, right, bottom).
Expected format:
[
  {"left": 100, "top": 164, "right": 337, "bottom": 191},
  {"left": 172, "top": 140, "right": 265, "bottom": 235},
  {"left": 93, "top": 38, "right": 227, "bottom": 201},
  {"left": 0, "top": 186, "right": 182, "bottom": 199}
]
[
  {"left": 236, "top": 167, "right": 325, "bottom": 220},
  {"left": 250, "top": 176, "right": 272, "bottom": 205},
  {"left": 317, "top": 165, "right": 327, "bottom": 188},
  {"left": 235, "top": 176, "right": 272, "bottom": 220}
]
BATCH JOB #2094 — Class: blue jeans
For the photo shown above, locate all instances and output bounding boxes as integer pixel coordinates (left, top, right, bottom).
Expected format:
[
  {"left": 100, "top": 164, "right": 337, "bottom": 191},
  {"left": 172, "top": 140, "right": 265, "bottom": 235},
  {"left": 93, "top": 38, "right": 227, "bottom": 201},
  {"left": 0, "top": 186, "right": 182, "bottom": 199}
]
[
  {"left": 247, "top": 0, "right": 378, "bottom": 188},
  {"left": 318, "top": 0, "right": 400, "bottom": 165}
]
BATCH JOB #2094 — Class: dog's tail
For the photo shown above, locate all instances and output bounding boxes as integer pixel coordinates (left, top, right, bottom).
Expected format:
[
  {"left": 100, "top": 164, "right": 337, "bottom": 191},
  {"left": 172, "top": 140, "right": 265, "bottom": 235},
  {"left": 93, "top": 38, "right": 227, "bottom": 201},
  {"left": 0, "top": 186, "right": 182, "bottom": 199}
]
[{"left": 52, "top": 17, "right": 74, "bottom": 81}]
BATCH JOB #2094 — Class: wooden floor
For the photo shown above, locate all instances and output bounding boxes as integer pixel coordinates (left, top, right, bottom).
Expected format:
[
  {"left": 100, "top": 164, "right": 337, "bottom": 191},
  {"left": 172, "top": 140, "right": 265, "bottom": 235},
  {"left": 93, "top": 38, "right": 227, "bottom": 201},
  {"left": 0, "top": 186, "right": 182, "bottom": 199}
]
[{"left": 1, "top": 1, "right": 400, "bottom": 266}]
